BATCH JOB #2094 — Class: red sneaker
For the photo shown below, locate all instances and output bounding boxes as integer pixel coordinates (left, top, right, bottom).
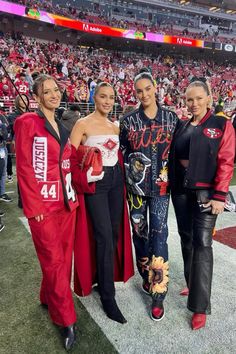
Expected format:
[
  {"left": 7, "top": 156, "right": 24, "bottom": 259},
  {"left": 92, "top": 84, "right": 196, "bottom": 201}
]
[{"left": 150, "top": 304, "right": 165, "bottom": 321}]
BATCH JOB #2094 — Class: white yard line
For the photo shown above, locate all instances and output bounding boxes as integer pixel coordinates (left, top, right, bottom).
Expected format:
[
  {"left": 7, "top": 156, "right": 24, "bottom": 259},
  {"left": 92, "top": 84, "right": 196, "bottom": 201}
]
[{"left": 19, "top": 217, "right": 30, "bottom": 232}]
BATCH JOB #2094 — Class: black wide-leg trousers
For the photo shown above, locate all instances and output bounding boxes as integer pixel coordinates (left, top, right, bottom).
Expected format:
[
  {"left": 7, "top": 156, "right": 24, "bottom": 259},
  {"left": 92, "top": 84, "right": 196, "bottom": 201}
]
[
  {"left": 172, "top": 191, "right": 217, "bottom": 314},
  {"left": 85, "top": 164, "right": 124, "bottom": 301}
]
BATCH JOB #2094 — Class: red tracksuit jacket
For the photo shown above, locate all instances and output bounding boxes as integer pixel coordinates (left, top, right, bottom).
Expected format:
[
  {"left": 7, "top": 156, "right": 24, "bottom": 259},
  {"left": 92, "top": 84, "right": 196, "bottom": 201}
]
[{"left": 14, "top": 110, "right": 78, "bottom": 218}]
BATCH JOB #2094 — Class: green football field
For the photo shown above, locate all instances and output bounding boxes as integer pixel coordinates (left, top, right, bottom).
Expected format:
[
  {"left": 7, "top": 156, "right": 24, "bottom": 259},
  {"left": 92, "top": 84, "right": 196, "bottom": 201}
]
[
  {"left": 0, "top": 180, "right": 117, "bottom": 354},
  {"left": 231, "top": 166, "right": 236, "bottom": 185}
]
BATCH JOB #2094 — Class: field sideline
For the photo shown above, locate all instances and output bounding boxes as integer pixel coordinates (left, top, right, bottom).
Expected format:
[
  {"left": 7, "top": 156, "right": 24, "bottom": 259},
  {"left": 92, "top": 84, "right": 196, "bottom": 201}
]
[
  {"left": 0, "top": 169, "right": 235, "bottom": 354},
  {"left": 0, "top": 181, "right": 117, "bottom": 354}
]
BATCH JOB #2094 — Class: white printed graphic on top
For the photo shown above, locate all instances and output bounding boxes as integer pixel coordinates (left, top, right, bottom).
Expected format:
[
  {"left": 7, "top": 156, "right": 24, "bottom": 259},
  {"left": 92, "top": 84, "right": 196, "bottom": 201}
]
[{"left": 84, "top": 135, "right": 119, "bottom": 166}]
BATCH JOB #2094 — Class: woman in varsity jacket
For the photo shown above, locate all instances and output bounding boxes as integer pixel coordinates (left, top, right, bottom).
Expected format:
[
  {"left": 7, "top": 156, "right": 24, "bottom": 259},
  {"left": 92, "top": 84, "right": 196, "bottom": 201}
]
[{"left": 169, "top": 79, "right": 235, "bottom": 330}]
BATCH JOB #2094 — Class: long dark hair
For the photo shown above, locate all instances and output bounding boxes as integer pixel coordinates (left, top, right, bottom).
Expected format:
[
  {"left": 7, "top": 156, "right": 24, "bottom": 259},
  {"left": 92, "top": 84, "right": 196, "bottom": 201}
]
[
  {"left": 134, "top": 72, "right": 155, "bottom": 87},
  {"left": 32, "top": 74, "right": 59, "bottom": 97},
  {"left": 15, "top": 94, "right": 29, "bottom": 112}
]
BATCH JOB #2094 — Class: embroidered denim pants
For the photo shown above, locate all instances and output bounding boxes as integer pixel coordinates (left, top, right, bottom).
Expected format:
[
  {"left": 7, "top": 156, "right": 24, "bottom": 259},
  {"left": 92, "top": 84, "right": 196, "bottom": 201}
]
[{"left": 128, "top": 193, "right": 170, "bottom": 304}]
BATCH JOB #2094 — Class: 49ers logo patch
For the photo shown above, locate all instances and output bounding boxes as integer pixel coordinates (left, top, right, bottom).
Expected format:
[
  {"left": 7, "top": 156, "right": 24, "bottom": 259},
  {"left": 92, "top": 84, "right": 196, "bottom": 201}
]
[{"left": 203, "top": 128, "right": 223, "bottom": 139}]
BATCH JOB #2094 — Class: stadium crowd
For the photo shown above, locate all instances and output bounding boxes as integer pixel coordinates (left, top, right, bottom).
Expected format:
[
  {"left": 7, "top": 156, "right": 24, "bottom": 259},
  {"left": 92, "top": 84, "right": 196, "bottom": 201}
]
[
  {"left": 0, "top": 33, "right": 236, "bottom": 120},
  {"left": 7, "top": 0, "right": 236, "bottom": 44}
]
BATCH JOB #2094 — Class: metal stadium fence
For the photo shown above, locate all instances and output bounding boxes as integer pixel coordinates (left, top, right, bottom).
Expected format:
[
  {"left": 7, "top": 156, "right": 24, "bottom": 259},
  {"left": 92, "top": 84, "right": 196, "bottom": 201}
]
[{"left": 0, "top": 99, "right": 124, "bottom": 120}]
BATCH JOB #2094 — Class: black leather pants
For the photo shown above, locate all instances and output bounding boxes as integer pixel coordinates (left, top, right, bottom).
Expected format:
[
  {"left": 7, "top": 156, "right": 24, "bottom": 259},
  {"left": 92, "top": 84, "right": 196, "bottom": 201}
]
[{"left": 172, "top": 191, "right": 217, "bottom": 314}]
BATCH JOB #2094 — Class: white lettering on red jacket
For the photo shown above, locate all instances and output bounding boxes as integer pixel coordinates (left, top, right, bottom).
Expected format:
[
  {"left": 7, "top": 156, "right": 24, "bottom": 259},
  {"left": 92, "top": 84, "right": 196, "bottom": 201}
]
[{"left": 33, "top": 137, "right": 47, "bottom": 181}]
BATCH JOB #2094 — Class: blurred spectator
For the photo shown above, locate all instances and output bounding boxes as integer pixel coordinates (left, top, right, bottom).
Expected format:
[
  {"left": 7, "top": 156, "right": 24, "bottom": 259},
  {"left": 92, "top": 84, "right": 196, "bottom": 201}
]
[
  {"left": 0, "top": 151, "right": 6, "bottom": 231},
  {"left": 0, "top": 112, "right": 12, "bottom": 203},
  {"left": 163, "top": 92, "right": 173, "bottom": 106},
  {"left": 61, "top": 105, "right": 81, "bottom": 133},
  {"left": 5, "top": 94, "right": 29, "bottom": 183},
  {"left": 215, "top": 105, "right": 230, "bottom": 119},
  {"left": 0, "top": 76, "right": 14, "bottom": 97},
  {"left": 231, "top": 108, "right": 236, "bottom": 131},
  {"left": 123, "top": 105, "right": 135, "bottom": 115},
  {"left": 57, "top": 106, "right": 67, "bottom": 120},
  {"left": 14, "top": 73, "right": 30, "bottom": 95}
]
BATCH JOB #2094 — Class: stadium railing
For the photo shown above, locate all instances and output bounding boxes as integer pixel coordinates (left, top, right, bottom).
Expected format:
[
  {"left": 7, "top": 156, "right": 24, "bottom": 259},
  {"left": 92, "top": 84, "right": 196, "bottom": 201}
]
[{"left": 0, "top": 99, "right": 124, "bottom": 120}]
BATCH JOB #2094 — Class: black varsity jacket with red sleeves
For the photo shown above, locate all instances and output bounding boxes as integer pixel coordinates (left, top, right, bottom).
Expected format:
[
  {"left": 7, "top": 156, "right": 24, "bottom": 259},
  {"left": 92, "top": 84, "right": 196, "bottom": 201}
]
[{"left": 169, "top": 110, "right": 235, "bottom": 202}]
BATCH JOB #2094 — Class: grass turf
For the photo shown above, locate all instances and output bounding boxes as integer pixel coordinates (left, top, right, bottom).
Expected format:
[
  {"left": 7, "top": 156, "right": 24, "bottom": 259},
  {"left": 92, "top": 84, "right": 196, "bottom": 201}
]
[
  {"left": 0, "top": 181, "right": 117, "bottom": 354},
  {"left": 230, "top": 167, "right": 236, "bottom": 185}
]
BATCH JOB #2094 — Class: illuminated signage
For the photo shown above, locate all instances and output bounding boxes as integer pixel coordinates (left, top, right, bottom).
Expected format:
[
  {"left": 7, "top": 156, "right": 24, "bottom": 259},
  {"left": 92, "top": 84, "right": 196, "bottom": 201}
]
[
  {"left": 214, "top": 42, "right": 222, "bottom": 50},
  {"left": 204, "top": 41, "right": 212, "bottom": 49},
  {"left": 82, "top": 24, "right": 102, "bottom": 33},
  {"left": 223, "top": 44, "right": 234, "bottom": 52},
  {"left": 164, "top": 35, "right": 203, "bottom": 48},
  {"left": 0, "top": 0, "right": 231, "bottom": 52}
]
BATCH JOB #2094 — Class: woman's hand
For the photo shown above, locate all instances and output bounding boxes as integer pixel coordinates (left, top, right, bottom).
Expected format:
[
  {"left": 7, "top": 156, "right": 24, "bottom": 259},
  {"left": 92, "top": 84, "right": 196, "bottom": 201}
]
[
  {"left": 203, "top": 200, "right": 225, "bottom": 214},
  {"left": 35, "top": 214, "right": 44, "bottom": 222},
  {"left": 87, "top": 167, "right": 104, "bottom": 183}
]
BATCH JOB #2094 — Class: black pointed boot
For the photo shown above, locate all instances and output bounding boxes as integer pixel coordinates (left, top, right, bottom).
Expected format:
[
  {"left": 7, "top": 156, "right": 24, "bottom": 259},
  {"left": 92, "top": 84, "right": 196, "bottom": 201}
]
[
  {"left": 61, "top": 324, "right": 76, "bottom": 351},
  {"left": 101, "top": 298, "right": 127, "bottom": 324}
]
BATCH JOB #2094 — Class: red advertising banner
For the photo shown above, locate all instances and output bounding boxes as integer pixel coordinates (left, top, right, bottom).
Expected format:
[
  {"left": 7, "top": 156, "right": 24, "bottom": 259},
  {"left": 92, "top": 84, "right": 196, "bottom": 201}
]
[{"left": 164, "top": 35, "right": 203, "bottom": 48}]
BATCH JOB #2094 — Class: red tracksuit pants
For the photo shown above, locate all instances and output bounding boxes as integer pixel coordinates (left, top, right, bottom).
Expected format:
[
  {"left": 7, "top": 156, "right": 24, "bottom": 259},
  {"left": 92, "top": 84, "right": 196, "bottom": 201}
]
[{"left": 28, "top": 208, "right": 76, "bottom": 327}]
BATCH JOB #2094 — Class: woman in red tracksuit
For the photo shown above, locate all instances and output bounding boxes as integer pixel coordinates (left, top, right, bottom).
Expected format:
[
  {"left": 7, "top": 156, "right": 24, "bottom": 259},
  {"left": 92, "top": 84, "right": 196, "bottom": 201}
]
[
  {"left": 169, "top": 79, "right": 235, "bottom": 331},
  {"left": 14, "top": 74, "right": 78, "bottom": 351}
]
